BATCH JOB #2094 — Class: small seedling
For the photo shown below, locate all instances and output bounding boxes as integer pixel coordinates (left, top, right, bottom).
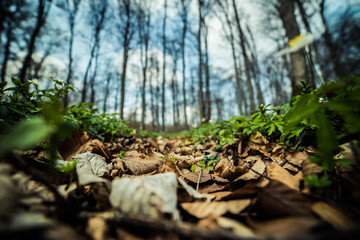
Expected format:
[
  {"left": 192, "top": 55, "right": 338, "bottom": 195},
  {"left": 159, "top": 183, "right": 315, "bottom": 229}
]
[
  {"left": 117, "top": 150, "right": 127, "bottom": 158},
  {"left": 57, "top": 159, "right": 78, "bottom": 186}
]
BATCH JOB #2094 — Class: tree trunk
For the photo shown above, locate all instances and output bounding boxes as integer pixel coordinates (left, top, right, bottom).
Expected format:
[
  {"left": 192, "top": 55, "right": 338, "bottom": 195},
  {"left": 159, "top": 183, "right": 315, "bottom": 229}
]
[
  {"left": 203, "top": 24, "right": 211, "bottom": 122},
  {"left": 180, "top": 0, "right": 188, "bottom": 129},
  {"left": 19, "top": 0, "right": 50, "bottom": 85},
  {"left": 197, "top": 0, "right": 205, "bottom": 124},
  {"left": 103, "top": 72, "right": 111, "bottom": 113},
  {"left": 161, "top": 0, "right": 167, "bottom": 132},
  {"left": 1, "top": 24, "right": 12, "bottom": 83},
  {"left": 278, "top": 0, "right": 307, "bottom": 97},
  {"left": 231, "top": 0, "right": 255, "bottom": 111}
]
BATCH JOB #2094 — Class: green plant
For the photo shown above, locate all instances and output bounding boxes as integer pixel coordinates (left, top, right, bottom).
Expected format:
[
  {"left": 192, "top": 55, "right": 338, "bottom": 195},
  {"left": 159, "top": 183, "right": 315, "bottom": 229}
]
[
  {"left": 117, "top": 150, "right": 127, "bottom": 158},
  {"left": 64, "top": 104, "right": 133, "bottom": 142},
  {"left": 196, "top": 154, "right": 221, "bottom": 172},
  {"left": 57, "top": 160, "right": 78, "bottom": 186},
  {"left": 283, "top": 76, "right": 360, "bottom": 187}
]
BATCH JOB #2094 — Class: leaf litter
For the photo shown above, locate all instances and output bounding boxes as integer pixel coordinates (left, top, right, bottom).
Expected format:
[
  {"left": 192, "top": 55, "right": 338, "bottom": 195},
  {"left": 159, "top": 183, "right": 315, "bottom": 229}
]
[{"left": 1, "top": 131, "right": 360, "bottom": 239}]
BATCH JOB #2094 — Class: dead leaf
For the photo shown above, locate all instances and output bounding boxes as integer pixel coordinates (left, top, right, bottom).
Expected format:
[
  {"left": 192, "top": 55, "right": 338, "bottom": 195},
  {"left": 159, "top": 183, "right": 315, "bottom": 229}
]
[
  {"left": 59, "top": 130, "right": 91, "bottom": 160},
  {"left": 248, "top": 216, "right": 319, "bottom": 238},
  {"left": 198, "top": 183, "right": 225, "bottom": 194},
  {"left": 311, "top": 201, "right": 356, "bottom": 230},
  {"left": 74, "top": 152, "right": 109, "bottom": 185},
  {"left": 214, "top": 158, "right": 248, "bottom": 179},
  {"left": 109, "top": 172, "right": 179, "bottom": 220},
  {"left": 181, "top": 199, "right": 251, "bottom": 218},
  {"left": 302, "top": 158, "right": 322, "bottom": 177},
  {"left": 86, "top": 217, "right": 108, "bottom": 240},
  {"left": 235, "top": 158, "right": 265, "bottom": 181},
  {"left": 286, "top": 151, "right": 308, "bottom": 167},
  {"left": 198, "top": 216, "right": 257, "bottom": 238},
  {"left": 121, "top": 151, "right": 163, "bottom": 175},
  {"left": 267, "top": 162, "right": 300, "bottom": 190},
  {"left": 181, "top": 169, "right": 212, "bottom": 184},
  {"left": 254, "top": 180, "right": 313, "bottom": 218}
]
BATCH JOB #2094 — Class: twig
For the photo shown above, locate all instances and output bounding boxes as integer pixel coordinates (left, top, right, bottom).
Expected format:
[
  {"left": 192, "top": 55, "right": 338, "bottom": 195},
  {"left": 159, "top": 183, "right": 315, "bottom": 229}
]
[{"left": 196, "top": 169, "right": 202, "bottom": 191}]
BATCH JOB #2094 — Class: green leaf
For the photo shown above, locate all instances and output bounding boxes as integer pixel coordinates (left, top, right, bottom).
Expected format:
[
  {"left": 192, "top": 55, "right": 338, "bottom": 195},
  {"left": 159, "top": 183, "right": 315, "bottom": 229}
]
[
  {"left": 190, "top": 164, "right": 196, "bottom": 172},
  {"left": 197, "top": 161, "right": 205, "bottom": 167},
  {"left": 0, "top": 117, "right": 55, "bottom": 157}
]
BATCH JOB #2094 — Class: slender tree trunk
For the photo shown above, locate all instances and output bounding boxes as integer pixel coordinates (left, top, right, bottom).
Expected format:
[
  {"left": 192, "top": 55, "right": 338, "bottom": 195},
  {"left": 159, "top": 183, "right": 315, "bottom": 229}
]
[
  {"left": 161, "top": 0, "right": 167, "bottom": 132},
  {"left": 278, "top": 0, "right": 307, "bottom": 97},
  {"left": 89, "top": 44, "right": 100, "bottom": 106},
  {"left": 197, "top": 0, "right": 205, "bottom": 124},
  {"left": 120, "top": 1, "right": 132, "bottom": 119},
  {"left": 204, "top": 24, "right": 211, "bottom": 122},
  {"left": 103, "top": 72, "right": 111, "bottom": 113},
  {"left": 1, "top": 25, "right": 12, "bottom": 83},
  {"left": 81, "top": 42, "right": 96, "bottom": 103},
  {"left": 231, "top": 0, "right": 255, "bottom": 111},
  {"left": 319, "top": 0, "right": 343, "bottom": 78},
  {"left": 19, "top": 0, "right": 50, "bottom": 85},
  {"left": 180, "top": 0, "right": 188, "bottom": 129}
]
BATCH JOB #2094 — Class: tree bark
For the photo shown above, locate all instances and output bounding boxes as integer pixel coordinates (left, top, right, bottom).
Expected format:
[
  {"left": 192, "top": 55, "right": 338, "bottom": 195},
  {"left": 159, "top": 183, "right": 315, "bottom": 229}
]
[
  {"left": 232, "top": 0, "right": 255, "bottom": 111},
  {"left": 278, "top": 0, "right": 307, "bottom": 97},
  {"left": 19, "top": 0, "right": 50, "bottom": 85},
  {"left": 64, "top": 0, "right": 81, "bottom": 107},
  {"left": 197, "top": 0, "right": 205, "bottom": 124},
  {"left": 161, "top": 0, "right": 167, "bottom": 132},
  {"left": 180, "top": 0, "right": 189, "bottom": 129}
]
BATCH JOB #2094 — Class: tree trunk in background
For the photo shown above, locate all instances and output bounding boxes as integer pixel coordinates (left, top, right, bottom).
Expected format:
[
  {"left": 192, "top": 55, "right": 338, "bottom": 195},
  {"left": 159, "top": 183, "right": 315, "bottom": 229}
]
[
  {"left": 203, "top": 23, "right": 211, "bottom": 122},
  {"left": 119, "top": 0, "right": 133, "bottom": 119},
  {"left": 245, "top": 23, "right": 264, "bottom": 105},
  {"left": 232, "top": 0, "right": 255, "bottom": 111},
  {"left": 217, "top": 0, "right": 244, "bottom": 115},
  {"left": 319, "top": 0, "right": 344, "bottom": 79},
  {"left": 89, "top": 44, "right": 100, "bottom": 106},
  {"left": 19, "top": 0, "right": 50, "bottom": 85},
  {"left": 64, "top": 0, "right": 81, "bottom": 108},
  {"left": 197, "top": 0, "right": 205, "bottom": 124},
  {"left": 278, "top": 0, "right": 306, "bottom": 97},
  {"left": 161, "top": 0, "right": 167, "bottom": 132},
  {"left": 180, "top": 0, "right": 189, "bottom": 129},
  {"left": 103, "top": 72, "right": 111, "bottom": 113},
  {"left": 1, "top": 24, "right": 12, "bottom": 83}
]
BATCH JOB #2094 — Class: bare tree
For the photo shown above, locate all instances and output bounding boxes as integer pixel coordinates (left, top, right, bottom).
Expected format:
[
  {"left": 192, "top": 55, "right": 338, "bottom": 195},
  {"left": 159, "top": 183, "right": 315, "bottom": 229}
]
[
  {"left": 161, "top": 0, "right": 168, "bottom": 132},
  {"left": 137, "top": 0, "right": 152, "bottom": 130},
  {"left": 277, "top": 0, "right": 307, "bottom": 97},
  {"left": 63, "top": 0, "right": 81, "bottom": 107},
  {"left": 81, "top": 0, "right": 107, "bottom": 103},
  {"left": 231, "top": 0, "right": 255, "bottom": 111},
  {"left": 197, "top": 0, "right": 205, "bottom": 124},
  {"left": 179, "top": 0, "right": 190, "bottom": 129},
  {"left": 116, "top": 0, "right": 136, "bottom": 119},
  {"left": 18, "top": 0, "right": 52, "bottom": 85}
]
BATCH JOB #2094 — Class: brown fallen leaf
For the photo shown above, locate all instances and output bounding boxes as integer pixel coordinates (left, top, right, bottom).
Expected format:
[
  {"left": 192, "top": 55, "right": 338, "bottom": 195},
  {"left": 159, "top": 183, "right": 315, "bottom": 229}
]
[
  {"left": 198, "top": 183, "right": 225, "bottom": 194},
  {"left": 247, "top": 216, "right": 319, "bottom": 238},
  {"left": 86, "top": 217, "right": 108, "bottom": 240},
  {"left": 59, "top": 130, "right": 91, "bottom": 160},
  {"left": 267, "top": 161, "right": 300, "bottom": 190},
  {"left": 286, "top": 151, "right": 309, "bottom": 167},
  {"left": 311, "top": 201, "right": 356, "bottom": 231},
  {"left": 235, "top": 157, "right": 265, "bottom": 181},
  {"left": 214, "top": 158, "right": 248, "bottom": 180},
  {"left": 302, "top": 158, "right": 322, "bottom": 177},
  {"left": 254, "top": 180, "right": 313, "bottom": 218},
  {"left": 198, "top": 216, "right": 257, "bottom": 238},
  {"left": 181, "top": 199, "right": 251, "bottom": 218},
  {"left": 121, "top": 150, "right": 163, "bottom": 175},
  {"left": 181, "top": 169, "right": 212, "bottom": 184}
]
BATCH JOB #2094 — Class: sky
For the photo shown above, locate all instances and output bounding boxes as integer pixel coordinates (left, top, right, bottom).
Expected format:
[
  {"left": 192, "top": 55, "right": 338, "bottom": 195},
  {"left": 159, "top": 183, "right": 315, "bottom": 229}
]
[{"left": 23, "top": 0, "right": 352, "bottom": 125}]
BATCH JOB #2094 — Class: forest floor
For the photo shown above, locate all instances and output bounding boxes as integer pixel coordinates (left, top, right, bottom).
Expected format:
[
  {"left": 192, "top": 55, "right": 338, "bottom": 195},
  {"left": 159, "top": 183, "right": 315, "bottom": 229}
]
[{"left": 1, "top": 130, "right": 360, "bottom": 240}]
